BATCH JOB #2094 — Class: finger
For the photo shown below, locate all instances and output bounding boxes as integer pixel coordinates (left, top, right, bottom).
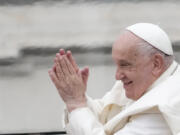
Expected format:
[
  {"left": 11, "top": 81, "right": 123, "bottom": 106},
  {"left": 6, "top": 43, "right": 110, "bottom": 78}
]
[
  {"left": 53, "top": 63, "right": 56, "bottom": 72},
  {"left": 48, "top": 69, "right": 60, "bottom": 89},
  {"left": 55, "top": 57, "right": 65, "bottom": 80},
  {"left": 82, "top": 67, "right": 89, "bottom": 76},
  {"left": 64, "top": 55, "right": 76, "bottom": 75},
  {"left": 48, "top": 69, "right": 66, "bottom": 99},
  {"left": 54, "top": 57, "right": 61, "bottom": 79},
  {"left": 58, "top": 54, "right": 71, "bottom": 76},
  {"left": 52, "top": 63, "right": 58, "bottom": 78},
  {"left": 59, "top": 49, "right": 65, "bottom": 55},
  {"left": 54, "top": 54, "right": 57, "bottom": 63},
  {"left": 54, "top": 53, "right": 60, "bottom": 70},
  {"left": 67, "top": 50, "right": 79, "bottom": 72},
  {"left": 81, "top": 67, "right": 89, "bottom": 85}
]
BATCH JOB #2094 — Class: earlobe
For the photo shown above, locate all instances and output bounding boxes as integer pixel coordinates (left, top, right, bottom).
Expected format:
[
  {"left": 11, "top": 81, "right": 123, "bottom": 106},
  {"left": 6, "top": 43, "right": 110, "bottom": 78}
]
[{"left": 152, "top": 54, "right": 164, "bottom": 77}]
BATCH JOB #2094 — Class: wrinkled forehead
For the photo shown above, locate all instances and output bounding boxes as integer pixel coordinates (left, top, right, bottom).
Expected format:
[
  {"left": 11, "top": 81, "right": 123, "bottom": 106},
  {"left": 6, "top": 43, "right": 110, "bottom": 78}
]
[{"left": 112, "top": 31, "right": 142, "bottom": 53}]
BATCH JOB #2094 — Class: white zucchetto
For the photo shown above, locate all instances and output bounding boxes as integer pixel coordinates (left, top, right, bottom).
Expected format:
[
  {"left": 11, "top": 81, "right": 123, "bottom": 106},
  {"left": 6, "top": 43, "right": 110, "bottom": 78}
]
[{"left": 126, "top": 23, "right": 173, "bottom": 55}]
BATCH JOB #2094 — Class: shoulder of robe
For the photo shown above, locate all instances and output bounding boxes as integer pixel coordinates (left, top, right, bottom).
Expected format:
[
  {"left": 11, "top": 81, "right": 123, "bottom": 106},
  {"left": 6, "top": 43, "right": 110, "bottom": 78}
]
[{"left": 104, "top": 72, "right": 180, "bottom": 135}]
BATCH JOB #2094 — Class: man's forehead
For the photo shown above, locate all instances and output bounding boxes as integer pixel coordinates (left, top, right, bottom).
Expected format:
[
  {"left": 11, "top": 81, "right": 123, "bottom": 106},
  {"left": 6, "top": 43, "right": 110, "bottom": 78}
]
[
  {"left": 113, "top": 31, "right": 142, "bottom": 51},
  {"left": 118, "top": 31, "right": 142, "bottom": 43}
]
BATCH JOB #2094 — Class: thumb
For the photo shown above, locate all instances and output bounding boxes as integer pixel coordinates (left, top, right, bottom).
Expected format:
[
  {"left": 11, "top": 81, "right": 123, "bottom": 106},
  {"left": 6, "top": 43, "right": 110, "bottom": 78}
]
[{"left": 81, "top": 66, "right": 89, "bottom": 85}]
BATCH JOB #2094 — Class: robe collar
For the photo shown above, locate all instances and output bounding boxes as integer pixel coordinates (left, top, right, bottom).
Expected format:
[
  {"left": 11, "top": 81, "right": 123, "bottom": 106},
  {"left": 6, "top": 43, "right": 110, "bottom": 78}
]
[
  {"left": 147, "top": 60, "right": 178, "bottom": 92},
  {"left": 126, "top": 60, "right": 179, "bottom": 107}
]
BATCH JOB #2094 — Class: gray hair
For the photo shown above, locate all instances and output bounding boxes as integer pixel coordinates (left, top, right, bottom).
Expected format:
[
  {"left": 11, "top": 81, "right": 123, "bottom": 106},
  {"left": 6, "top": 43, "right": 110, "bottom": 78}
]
[{"left": 137, "top": 40, "right": 174, "bottom": 68}]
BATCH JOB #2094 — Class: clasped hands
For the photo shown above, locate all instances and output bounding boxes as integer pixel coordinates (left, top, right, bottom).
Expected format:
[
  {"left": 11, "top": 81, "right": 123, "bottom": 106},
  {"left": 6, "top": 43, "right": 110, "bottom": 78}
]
[{"left": 48, "top": 49, "right": 89, "bottom": 112}]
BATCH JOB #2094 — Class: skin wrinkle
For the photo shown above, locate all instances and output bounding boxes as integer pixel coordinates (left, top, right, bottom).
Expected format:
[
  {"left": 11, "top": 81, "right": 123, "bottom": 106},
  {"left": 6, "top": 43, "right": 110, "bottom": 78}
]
[
  {"left": 48, "top": 27, "right": 174, "bottom": 112},
  {"left": 112, "top": 31, "right": 170, "bottom": 100},
  {"left": 63, "top": 55, "right": 74, "bottom": 75}
]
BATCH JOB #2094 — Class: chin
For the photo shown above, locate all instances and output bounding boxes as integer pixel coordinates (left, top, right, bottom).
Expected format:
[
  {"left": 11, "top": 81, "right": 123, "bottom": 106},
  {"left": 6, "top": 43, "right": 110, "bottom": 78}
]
[
  {"left": 125, "top": 91, "right": 139, "bottom": 100},
  {"left": 125, "top": 90, "right": 133, "bottom": 100}
]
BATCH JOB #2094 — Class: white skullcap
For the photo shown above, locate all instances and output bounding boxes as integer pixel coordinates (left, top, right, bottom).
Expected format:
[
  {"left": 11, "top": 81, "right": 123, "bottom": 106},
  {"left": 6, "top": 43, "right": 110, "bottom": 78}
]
[{"left": 126, "top": 23, "right": 173, "bottom": 55}]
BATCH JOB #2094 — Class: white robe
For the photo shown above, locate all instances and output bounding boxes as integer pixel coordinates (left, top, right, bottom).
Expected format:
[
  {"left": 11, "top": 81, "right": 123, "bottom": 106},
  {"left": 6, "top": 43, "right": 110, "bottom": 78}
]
[{"left": 63, "top": 61, "right": 180, "bottom": 135}]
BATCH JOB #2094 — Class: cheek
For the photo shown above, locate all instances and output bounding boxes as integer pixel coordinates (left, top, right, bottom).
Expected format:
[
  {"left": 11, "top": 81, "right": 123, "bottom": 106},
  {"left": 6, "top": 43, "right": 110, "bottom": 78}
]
[
  {"left": 136, "top": 64, "right": 152, "bottom": 80},
  {"left": 134, "top": 71, "right": 150, "bottom": 89},
  {"left": 126, "top": 70, "right": 138, "bottom": 80},
  {"left": 134, "top": 72, "right": 153, "bottom": 97},
  {"left": 126, "top": 65, "right": 153, "bottom": 99}
]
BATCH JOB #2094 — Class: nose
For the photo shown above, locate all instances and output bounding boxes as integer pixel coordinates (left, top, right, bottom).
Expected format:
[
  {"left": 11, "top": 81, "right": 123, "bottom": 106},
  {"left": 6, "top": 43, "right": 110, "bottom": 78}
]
[{"left": 115, "top": 67, "right": 125, "bottom": 80}]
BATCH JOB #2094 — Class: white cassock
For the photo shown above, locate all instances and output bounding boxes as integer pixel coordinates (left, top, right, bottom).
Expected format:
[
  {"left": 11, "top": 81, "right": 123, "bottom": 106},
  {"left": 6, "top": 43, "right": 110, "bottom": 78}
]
[{"left": 63, "top": 60, "right": 180, "bottom": 135}]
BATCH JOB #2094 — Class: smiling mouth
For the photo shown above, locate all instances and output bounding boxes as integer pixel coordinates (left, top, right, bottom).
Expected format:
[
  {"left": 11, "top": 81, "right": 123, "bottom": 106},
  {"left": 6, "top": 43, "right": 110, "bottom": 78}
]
[{"left": 124, "top": 81, "right": 133, "bottom": 85}]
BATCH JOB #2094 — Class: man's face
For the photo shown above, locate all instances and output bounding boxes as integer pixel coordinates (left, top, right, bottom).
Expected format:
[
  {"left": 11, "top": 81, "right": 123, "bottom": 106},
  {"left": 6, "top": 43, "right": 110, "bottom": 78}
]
[{"left": 112, "top": 32, "right": 156, "bottom": 100}]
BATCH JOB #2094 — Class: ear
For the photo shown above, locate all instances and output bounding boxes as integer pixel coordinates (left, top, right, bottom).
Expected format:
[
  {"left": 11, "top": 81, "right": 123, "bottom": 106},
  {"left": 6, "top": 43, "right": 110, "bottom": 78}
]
[{"left": 152, "top": 54, "right": 164, "bottom": 77}]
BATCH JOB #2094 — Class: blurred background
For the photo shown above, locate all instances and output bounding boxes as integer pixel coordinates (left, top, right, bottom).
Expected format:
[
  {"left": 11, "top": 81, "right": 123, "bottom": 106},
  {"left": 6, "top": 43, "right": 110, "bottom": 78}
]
[{"left": 0, "top": 0, "right": 180, "bottom": 134}]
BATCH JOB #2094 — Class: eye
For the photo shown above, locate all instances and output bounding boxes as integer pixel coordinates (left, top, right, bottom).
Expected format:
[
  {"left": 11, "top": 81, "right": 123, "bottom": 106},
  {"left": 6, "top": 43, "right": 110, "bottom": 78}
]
[
  {"left": 119, "top": 62, "right": 132, "bottom": 67},
  {"left": 116, "top": 60, "right": 133, "bottom": 68},
  {"left": 120, "top": 63, "right": 130, "bottom": 67}
]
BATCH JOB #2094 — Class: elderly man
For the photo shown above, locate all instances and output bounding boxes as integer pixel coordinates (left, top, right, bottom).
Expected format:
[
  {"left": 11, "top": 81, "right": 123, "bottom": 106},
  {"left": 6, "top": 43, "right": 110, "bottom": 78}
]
[{"left": 48, "top": 23, "right": 180, "bottom": 135}]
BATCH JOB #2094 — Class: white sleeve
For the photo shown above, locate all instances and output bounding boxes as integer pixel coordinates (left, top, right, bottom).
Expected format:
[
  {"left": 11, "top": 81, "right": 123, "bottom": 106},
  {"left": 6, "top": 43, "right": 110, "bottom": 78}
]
[
  {"left": 62, "top": 81, "right": 125, "bottom": 134},
  {"left": 114, "top": 113, "right": 172, "bottom": 135},
  {"left": 68, "top": 109, "right": 172, "bottom": 135},
  {"left": 68, "top": 107, "right": 106, "bottom": 135},
  {"left": 62, "top": 96, "right": 104, "bottom": 133}
]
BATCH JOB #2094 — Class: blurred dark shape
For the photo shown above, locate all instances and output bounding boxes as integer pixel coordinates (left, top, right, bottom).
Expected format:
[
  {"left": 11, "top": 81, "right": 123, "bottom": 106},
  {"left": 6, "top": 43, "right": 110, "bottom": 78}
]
[
  {"left": 0, "top": 0, "right": 178, "bottom": 6},
  {"left": 20, "top": 45, "right": 111, "bottom": 56}
]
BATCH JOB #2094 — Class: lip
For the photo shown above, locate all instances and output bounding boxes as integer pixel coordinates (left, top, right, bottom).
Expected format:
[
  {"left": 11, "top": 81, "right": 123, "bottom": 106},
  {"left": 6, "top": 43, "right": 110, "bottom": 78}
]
[
  {"left": 123, "top": 81, "right": 133, "bottom": 89},
  {"left": 124, "top": 81, "right": 133, "bottom": 85}
]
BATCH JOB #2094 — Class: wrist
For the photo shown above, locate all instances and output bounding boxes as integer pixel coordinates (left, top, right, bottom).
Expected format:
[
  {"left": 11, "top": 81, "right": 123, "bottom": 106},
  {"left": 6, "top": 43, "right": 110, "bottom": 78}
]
[{"left": 66, "top": 101, "right": 87, "bottom": 113}]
